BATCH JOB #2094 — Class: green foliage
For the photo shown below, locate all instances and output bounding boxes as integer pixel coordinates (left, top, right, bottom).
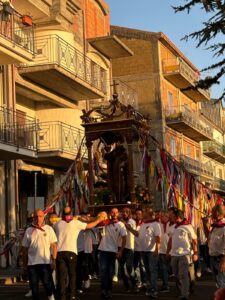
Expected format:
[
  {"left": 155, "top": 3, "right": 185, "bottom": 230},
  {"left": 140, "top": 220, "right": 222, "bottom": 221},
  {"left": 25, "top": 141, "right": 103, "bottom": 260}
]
[{"left": 173, "top": 0, "right": 225, "bottom": 100}]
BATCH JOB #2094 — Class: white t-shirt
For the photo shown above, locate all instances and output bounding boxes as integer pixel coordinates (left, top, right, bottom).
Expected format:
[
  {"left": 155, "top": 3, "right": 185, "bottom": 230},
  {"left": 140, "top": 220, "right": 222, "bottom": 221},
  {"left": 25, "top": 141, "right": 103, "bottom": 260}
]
[
  {"left": 134, "top": 222, "right": 143, "bottom": 251},
  {"left": 77, "top": 230, "right": 84, "bottom": 252},
  {"left": 209, "top": 227, "right": 225, "bottom": 256},
  {"left": 159, "top": 222, "right": 170, "bottom": 254},
  {"left": 171, "top": 224, "right": 197, "bottom": 256},
  {"left": 22, "top": 225, "right": 57, "bottom": 266},
  {"left": 138, "top": 221, "right": 161, "bottom": 252},
  {"left": 98, "top": 221, "right": 127, "bottom": 253},
  {"left": 55, "top": 219, "right": 87, "bottom": 254},
  {"left": 84, "top": 230, "right": 93, "bottom": 253},
  {"left": 118, "top": 219, "right": 136, "bottom": 250}
]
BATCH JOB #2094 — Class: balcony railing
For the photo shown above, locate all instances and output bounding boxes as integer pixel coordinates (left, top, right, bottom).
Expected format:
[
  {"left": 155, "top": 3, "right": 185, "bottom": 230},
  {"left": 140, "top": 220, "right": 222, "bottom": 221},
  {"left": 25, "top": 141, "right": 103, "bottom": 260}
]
[
  {"left": 203, "top": 141, "right": 225, "bottom": 157},
  {"left": 162, "top": 58, "right": 210, "bottom": 100},
  {"left": 180, "top": 155, "right": 213, "bottom": 177},
  {"left": 0, "top": 106, "right": 38, "bottom": 151},
  {"left": 113, "top": 79, "right": 138, "bottom": 109},
  {"left": 38, "top": 121, "right": 86, "bottom": 158},
  {"left": 26, "top": 35, "right": 106, "bottom": 93},
  {"left": 213, "top": 177, "right": 225, "bottom": 192},
  {"left": 0, "top": 5, "right": 35, "bottom": 54},
  {"left": 165, "top": 105, "right": 213, "bottom": 140}
]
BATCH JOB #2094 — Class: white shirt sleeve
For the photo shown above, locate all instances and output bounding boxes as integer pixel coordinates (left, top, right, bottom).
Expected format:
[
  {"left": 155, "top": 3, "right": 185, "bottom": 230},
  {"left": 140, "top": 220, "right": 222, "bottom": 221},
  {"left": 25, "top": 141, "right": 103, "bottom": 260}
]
[
  {"left": 120, "top": 223, "right": 127, "bottom": 237},
  {"left": 154, "top": 222, "right": 161, "bottom": 237},
  {"left": 75, "top": 220, "right": 88, "bottom": 231},
  {"left": 22, "top": 228, "right": 30, "bottom": 248},
  {"left": 49, "top": 226, "right": 57, "bottom": 244},
  {"left": 188, "top": 225, "right": 197, "bottom": 240}
]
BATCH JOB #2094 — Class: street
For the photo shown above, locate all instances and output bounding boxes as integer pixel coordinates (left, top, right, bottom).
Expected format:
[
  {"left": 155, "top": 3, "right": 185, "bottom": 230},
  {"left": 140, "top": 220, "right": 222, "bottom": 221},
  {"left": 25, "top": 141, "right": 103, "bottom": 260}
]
[{"left": 0, "top": 276, "right": 216, "bottom": 300}]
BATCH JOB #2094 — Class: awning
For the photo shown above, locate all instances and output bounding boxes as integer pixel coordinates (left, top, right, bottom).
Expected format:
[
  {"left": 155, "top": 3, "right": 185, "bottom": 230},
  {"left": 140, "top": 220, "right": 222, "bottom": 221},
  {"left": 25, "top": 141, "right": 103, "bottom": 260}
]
[{"left": 88, "top": 35, "right": 133, "bottom": 59}]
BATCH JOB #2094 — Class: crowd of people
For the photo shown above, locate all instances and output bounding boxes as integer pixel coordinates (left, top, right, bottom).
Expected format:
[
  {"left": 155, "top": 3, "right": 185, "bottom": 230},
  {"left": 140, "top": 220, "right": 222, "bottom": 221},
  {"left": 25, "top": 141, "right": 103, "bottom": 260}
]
[{"left": 20, "top": 203, "right": 225, "bottom": 300}]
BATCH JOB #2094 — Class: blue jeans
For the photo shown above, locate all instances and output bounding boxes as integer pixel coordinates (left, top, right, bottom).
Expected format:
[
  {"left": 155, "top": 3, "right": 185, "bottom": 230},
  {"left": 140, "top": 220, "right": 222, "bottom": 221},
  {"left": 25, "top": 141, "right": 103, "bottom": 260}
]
[
  {"left": 158, "top": 254, "right": 169, "bottom": 288},
  {"left": 119, "top": 248, "right": 136, "bottom": 289},
  {"left": 28, "top": 264, "right": 54, "bottom": 300},
  {"left": 133, "top": 251, "right": 146, "bottom": 284},
  {"left": 99, "top": 251, "right": 116, "bottom": 292},
  {"left": 211, "top": 255, "right": 225, "bottom": 288},
  {"left": 142, "top": 251, "right": 159, "bottom": 291}
]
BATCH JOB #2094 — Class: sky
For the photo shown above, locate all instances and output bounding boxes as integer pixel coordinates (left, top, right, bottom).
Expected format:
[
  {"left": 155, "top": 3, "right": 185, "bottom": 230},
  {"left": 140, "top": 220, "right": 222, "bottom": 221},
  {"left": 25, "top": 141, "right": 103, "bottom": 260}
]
[{"left": 106, "top": 0, "right": 224, "bottom": 99}]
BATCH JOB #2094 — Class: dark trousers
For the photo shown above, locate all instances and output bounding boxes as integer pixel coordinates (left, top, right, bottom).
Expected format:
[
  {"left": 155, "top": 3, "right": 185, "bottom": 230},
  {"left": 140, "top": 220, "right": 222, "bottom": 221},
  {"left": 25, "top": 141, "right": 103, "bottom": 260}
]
[
  {"left": 57, "top": 251, "right": 77, "bottom": 299},
  {"left": 133, "top": 251, "right": 146, "bottom": 284},
  {"left": 119, "top": 248, "right": 136, "bottom": 289},
  {"left": 76, "top": 251, "right": 90, "bottom": 290},
  {"left": 99, "top": 250, "right": 116, "bottom": 292},
  {"left": 28, "top": 264, "right": 54, "bottom": 300}
]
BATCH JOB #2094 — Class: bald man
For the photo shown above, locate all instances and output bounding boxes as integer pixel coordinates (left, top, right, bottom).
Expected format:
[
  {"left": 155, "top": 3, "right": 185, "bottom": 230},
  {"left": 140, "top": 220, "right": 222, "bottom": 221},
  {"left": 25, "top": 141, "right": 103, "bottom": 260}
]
[
  {"left": 54, "top": 207, "right": 104, "bottom": 300},
  {"left": 22, "top": 209, "right": 57, "bottom": 300}
]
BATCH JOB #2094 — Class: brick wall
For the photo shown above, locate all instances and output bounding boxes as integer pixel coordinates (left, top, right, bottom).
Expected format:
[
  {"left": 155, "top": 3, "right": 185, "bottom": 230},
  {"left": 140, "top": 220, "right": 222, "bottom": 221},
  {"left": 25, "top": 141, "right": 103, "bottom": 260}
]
[{"left": 85, "top": 0, "right": 110, "bottom": 38}]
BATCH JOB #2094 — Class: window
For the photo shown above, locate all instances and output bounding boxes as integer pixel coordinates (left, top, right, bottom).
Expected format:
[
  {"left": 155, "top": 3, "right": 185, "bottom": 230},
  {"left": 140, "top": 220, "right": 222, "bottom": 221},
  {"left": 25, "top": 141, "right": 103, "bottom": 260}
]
[
  {"left": 218, "top": 169, "right": 223, "bottom": 179},
  {"left": 170, "top": 138, "right": 176, "bottom": 157},
  {"left": 168, "top": 91, "right": 173, "bottom": 113},
  {"left": 186, "top": 145, "right": 191, "bottom": 157}
]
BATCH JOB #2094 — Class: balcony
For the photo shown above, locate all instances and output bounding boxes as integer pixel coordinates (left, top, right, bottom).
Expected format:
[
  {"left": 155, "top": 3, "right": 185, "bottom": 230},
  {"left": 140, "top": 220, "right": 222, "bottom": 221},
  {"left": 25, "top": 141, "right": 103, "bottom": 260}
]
[
  {"left": 212, "top": 177, "right": 225, "bottom": 194},
  {"left": 26, "top": 121, "right": 86, "bottom": 169},
  {"left": 0, "top": 106, "right": 37, "bottom": 159},
  {"left": 0, "top": 7, "right": 35, "bottom": 64},
  {"left": 180, "top": 155, "right": 213, "bottom": 178},
  {"left": 162, "top": 58, "right": 210, "bottom": 102},
  {"left": 12, "top": 0, "right": 52, "bottom": 21},
  {"left": 165, "top": 106, "right": 213, "bottom": 142},
  {"left": 19, "top": 35, "right": 107, "bottom": 101},
  {"left": 203, "top": 141, "right": 225, "bottom": 164},
  {"left": 113, "top": 79, "right": 138, "bottom": 109}
]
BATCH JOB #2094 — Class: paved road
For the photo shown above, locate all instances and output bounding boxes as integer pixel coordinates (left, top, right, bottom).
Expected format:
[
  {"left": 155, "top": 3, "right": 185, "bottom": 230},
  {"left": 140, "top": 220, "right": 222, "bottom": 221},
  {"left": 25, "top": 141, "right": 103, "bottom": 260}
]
[{"left": 0, "top": 276, "right": 216, "bottom": 300}]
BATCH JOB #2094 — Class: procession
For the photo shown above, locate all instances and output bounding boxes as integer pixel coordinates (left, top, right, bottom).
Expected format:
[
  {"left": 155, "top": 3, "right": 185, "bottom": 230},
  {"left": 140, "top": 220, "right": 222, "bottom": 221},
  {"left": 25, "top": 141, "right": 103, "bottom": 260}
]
[{"left": 0, "top": 1, "right": 225, "bottom": 300}]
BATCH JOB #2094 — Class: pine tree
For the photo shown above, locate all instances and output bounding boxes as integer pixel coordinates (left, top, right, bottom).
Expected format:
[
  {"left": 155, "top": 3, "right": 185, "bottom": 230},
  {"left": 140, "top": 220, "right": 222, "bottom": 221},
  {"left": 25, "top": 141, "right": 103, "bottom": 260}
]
[{"left": 173, "top": 0, "right": 225, "bottom": 100}]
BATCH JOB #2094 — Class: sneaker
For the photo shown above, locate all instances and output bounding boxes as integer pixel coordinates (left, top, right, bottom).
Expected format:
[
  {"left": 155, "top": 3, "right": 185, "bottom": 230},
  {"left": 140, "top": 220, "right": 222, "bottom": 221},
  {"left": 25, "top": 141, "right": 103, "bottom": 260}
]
[
  {"left": 206, "top": 267, "right": 212, "bottom": 273},
  {"left": 112, "top": 275, "right": 118, "bottom": 282},
  {"left": 25, "top": 290, "right": 32, "bottom": 297},
  {"left": 145, "top": 290, "right": 151, "bottom": 296},
  {"left": 150, "top": 291, "right": 158, "bottom": 299},
  {"left": 196, "top": 270, "right": 202, "bottom": 278},
  {"left": 77, "top": 290, "right": 83, "bottom": 294},
  {"left": 48, "top": 296, "right": 55, "bottom": 300},
  {"left": 84, "top": 279, "right": 90, "bottom": 289},
  {"left": 160, "top": 287, "right": 170, "bottom": 293}
]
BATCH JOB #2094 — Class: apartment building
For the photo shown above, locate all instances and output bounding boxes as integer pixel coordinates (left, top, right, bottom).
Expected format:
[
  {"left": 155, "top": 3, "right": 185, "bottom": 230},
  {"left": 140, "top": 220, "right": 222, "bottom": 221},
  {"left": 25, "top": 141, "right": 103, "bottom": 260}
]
[
  {"left": 0, "top": 0, "right": 133, "bottom": 249},
  {"left": 110, "top": 25, "right": 225, "bottom": 206}
]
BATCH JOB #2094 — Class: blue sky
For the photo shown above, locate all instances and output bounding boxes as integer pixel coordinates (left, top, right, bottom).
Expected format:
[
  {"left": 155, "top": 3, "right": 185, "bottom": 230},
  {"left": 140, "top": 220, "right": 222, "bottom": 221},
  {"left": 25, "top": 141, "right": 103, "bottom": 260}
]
[{"left": 106, "top": 0, "right": 223, "bottom": 99}]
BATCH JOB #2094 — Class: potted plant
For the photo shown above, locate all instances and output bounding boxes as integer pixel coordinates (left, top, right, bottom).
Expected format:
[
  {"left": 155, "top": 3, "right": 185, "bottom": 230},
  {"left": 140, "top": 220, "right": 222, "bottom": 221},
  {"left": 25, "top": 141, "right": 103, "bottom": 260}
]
[{"left": 22, "top": 15, "right": 32, "bottom": 26}]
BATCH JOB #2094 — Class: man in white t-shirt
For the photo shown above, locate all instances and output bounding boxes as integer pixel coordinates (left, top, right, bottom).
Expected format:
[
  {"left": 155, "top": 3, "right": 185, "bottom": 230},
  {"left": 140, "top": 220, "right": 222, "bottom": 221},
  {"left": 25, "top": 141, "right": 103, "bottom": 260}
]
[
  {"left": 22, "top": 209, "right": 57, "bottom": 300},
  {"left": 158, "top": 211, "right": 170, "bottom": 292},
  {"left": 167, "top": 209, "right": 198, "bottom": 300},
  {"left": 133, "top": 208, "right": 146, "bottom": 288},
  {"left": 119, "top": 207, "right": 137, "bottom": 292},
  {"left": 54, "top": 207, "right": 104, "bottom": 300},
  {"left": 138, "top": 209, "right": 161, "bottom": 299},
  {"left": 98, "top": 207, "right": 127, "bottom": 299}
]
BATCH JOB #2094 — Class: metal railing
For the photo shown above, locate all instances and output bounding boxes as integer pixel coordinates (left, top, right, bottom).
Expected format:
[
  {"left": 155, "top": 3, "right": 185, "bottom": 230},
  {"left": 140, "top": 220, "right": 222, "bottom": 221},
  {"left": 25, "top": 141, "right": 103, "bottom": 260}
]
[
  {"left": 180, "top": 155, "right": 213, "bottom": 177},
  {"left": 0, "top": 106, "right": 38, "bottom": 150},
  {"left": 213, "top": 177, "right": 225, "bottom": 192},
  {"left": 200, "top": 102, "right": 223, "bottom": 129},
  {"left": 38, "top": 121, "right": 87, "bottom": 158},
  {"left": 203, "top": 140, "right": 225, "bottom": 157},
  {"left": 0, "top": 6, "right": 35, "bottom": 54},
  {"left": 165, "top": 105, "right": 213, "bottom": 139},
  {"left": 162, "top": 58, "right": 210, "bottom": 99},
  {"left": 113, "top": 79, "right": 138, "bottom": 109},
  {"left": 25, "top": 34, "right": 106, "bottom": 93}
]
